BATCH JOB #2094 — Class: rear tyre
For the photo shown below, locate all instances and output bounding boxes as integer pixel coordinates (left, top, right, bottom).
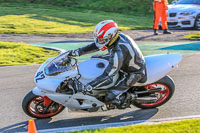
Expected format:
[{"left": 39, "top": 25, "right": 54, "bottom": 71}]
[
  {"left": 133, "top": 75, "right": 175, "bottom": 109},
  {"left": 22, "top": 91, "right": 65, "bottom": 119}
]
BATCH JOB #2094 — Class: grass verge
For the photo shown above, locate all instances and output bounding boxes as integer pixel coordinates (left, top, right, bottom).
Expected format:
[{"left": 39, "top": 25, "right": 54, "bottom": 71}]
[
  {"left": 0, "top": 2, "right": 152, "bottom": 34},
  {"left": 68, "top": 118, "right": 200, "bottom": 133},
  {"left": 0, "top": 41, "right": 59, "bottom": 66}
]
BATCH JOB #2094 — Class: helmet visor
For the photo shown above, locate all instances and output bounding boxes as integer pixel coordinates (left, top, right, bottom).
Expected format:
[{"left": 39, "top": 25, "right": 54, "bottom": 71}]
[{"left": 97, "top": 38, "right": 108, "bottom": 44}]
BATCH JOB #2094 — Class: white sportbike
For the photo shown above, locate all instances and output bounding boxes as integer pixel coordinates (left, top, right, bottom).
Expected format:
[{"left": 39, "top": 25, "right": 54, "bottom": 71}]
[{"left": 22, "top": 51, "right": 182, "bottom": 118}]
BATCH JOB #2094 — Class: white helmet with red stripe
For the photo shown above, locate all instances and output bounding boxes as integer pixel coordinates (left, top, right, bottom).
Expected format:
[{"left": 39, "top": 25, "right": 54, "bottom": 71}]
[{"left": 94, "top": 20, "right": 119, "bottom": 51}]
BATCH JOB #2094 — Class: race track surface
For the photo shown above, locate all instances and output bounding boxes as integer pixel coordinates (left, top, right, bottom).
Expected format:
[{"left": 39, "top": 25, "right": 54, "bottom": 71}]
[{"left": 0, "top": 54, "right": 200, "bottom": 133}]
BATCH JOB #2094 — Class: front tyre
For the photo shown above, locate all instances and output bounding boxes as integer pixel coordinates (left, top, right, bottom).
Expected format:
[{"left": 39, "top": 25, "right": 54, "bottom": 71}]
[
  {"left": 22, "top": 91, "right": 65, "bottom": 119},
  {"left": 133, "top": 75, "right": 175, "bottom": 109},
  {"left": 194, "top": 14, "right": 200, "bottom": 30}
]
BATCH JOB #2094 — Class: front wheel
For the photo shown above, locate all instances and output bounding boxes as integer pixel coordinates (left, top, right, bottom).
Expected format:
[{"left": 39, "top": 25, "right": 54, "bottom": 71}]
[
  {"left": 22, "top": 91, "right": 65, "bottom": 119},
  {"left": 194, "top": 14, "right": 200, "bottom": 30},
  {"left": 133, "top": 75, "right": 175, "bottom": 109}
]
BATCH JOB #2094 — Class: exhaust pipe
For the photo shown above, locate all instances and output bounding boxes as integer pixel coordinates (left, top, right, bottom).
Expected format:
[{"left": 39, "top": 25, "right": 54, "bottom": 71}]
[
  {"left": 134, "top": 88, "right": 161, "bottom": 95},
  {"left": 135, "top": 97, "right": 158, "bottom": 104}
]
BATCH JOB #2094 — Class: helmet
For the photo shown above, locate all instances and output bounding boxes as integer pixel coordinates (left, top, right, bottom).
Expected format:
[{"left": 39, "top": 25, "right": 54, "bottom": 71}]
[{"left": 94, "top": 20, "right": 119, "bottom": 51}]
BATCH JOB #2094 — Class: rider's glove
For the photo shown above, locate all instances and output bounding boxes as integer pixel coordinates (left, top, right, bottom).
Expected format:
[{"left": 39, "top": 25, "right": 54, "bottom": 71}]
[{"left": 68, "top": 50, "right": 79, "bottom": 57}]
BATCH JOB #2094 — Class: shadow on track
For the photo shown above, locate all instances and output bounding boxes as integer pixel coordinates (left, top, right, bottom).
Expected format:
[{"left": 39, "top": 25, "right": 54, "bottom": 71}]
[{"left": 0, "top": 108, "right": 158, "bottom": 133}]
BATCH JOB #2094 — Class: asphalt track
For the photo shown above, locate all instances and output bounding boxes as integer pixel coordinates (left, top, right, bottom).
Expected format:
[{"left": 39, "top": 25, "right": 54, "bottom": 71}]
[{"left": 0, "top": 53, "right": 200, "bottom": 133}]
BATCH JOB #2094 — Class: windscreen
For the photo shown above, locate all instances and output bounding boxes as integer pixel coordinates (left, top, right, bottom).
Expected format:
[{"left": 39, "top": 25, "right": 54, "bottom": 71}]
[
  {"left": 44, "top": 52, "right": 73, "bottom": 76},
  {"left": 177, "top": 0, "right": 200, "bottom": 5}
]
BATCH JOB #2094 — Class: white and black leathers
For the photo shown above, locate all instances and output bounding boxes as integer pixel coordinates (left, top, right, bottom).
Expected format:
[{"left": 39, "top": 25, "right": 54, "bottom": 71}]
[{"left": 69, "top": 33, "right": 146, "bottom": 100}]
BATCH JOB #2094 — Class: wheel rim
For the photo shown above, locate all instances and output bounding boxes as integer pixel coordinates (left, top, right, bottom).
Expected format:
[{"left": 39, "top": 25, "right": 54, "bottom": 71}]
[
  {"left": 27, "top": 96, "right": 64, "bottom": 118},
  {"left": 140, "top": 83, "right": 170, "bottom": 107}
]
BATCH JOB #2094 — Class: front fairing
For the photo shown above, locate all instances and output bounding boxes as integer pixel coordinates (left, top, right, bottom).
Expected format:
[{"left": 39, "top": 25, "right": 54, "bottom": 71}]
[
  {"left": 44, "top": 52, "right": 76, "bottom": 76},
  {"left": 34, "top": 51, "right": 76, "bottom": 83},
  {"left": 34, "top": 52, "right": 78, "bottom": 92},
  {"left": 34, "top": 57, "right": 56, "bottom": 84}
]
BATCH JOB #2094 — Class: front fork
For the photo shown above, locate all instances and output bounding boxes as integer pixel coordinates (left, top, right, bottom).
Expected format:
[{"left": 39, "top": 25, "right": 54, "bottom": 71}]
[
  {"left": 43, "top": 96, "right": 52, "bottom": 106},
  {"left": 32, "top": 87, "right": 52, "bottom": 107}
]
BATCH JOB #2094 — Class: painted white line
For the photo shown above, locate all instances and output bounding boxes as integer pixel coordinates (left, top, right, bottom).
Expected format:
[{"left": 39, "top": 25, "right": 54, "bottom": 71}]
[
  {"left": 34, "top": 45, "right": 66, "bottom": 54},
  {"left": 19, "top": 115, "right": 200, "bottom": 133}
]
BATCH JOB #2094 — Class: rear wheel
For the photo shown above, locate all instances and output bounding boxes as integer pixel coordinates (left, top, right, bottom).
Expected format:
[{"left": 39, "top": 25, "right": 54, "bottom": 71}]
[
  {"left": 133, "top": 75, "right": 175, "bottom": 109},
  {"left": 22, "top": 91, "right": 65, "bottom": 119}
]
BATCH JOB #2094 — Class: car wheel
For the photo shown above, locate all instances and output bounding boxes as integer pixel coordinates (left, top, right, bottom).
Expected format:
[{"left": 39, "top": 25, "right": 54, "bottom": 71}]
[{"left": 194, "top": 14, "right": 200, "bottom": 30}]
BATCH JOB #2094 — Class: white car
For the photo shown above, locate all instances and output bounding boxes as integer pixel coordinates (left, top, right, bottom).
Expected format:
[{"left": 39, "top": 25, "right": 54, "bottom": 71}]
[{"left": 167, "top": 0, "right": 200, "bottom": 29}]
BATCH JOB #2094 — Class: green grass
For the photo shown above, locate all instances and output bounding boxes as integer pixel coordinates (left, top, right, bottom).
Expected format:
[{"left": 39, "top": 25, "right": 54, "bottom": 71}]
[
  {"left": 0, "top": 0, "right": 174, "bottom": 15},
  {"left": 0, "top": 41, "right": 59, "bottom": 66},
  {"left": 0, "top": 2, "right": 153, "bottom": 34},
  {"left": 185, "top": 33, "right": 200, "bottom": 40},
  {"left": 68, "top": 118, "right": 200, "bottom": 133}
]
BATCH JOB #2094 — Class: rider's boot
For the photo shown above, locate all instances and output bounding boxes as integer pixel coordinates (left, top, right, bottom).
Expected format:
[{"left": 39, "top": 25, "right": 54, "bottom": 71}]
[
  {"left": 105, "top": 72, "right": 144, "bottom": 107},
  {"left": 105, "top": 91, "right": 120, "bottom": 105},
  {"left": 105, "top": 89, "right": 127, "bottom": 105},
  {"left": 105, "top": 91, "right": 131, "bottom": 109}
]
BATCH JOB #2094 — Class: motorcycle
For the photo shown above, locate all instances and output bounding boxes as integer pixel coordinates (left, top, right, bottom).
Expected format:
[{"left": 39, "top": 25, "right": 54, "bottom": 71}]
[{"left": 22, "top": 51, "right": 182, "bottom": 118}]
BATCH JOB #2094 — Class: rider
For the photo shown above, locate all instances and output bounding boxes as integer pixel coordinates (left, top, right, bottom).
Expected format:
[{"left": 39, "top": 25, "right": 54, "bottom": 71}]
[{"left": 69, "top": 20, "right": 146, "bottom": 105}]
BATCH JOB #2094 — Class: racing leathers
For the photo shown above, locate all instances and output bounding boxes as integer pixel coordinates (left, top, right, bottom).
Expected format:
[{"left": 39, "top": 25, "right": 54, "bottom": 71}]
[{"left": 69, "top": 33, "right": 146, "bottom": 101}]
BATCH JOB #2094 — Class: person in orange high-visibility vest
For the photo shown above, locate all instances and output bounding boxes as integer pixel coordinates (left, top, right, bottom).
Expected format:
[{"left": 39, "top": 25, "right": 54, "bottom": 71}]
[{"left": 153, "top": 0, "right": 172, "bottom": 35}]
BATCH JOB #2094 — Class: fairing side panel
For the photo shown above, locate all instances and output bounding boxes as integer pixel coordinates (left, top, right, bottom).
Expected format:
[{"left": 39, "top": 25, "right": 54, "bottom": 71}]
[
  {"left": 78, "top": 58, "right": 109, "bottom": 80},
  {"left": 43, "top": 92, "right": 104, "bottom": 109},
  {"left": 78, "top": 58, "right": 119, "bottom": 87},
  {"left": 65, "top": 93, "right": 104, "bottom": 109}
]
